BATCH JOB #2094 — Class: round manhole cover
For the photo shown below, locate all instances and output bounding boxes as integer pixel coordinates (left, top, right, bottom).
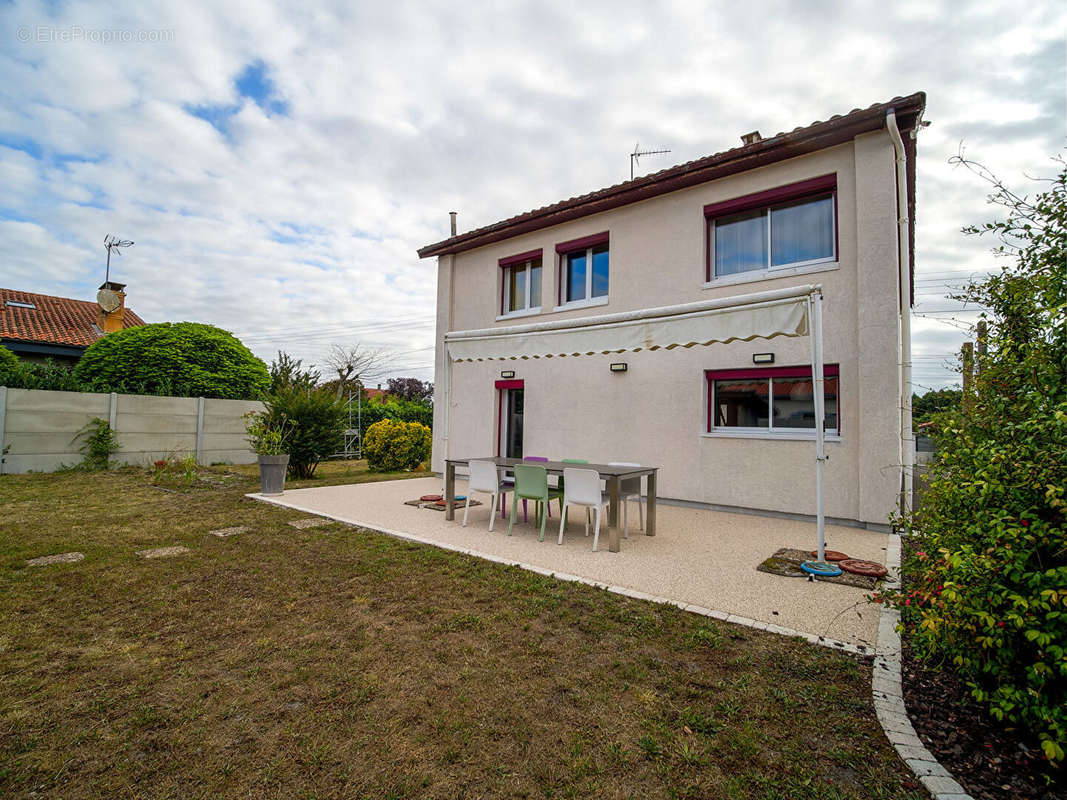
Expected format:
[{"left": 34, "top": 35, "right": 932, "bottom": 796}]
[
  {"left": 420, "top": 494, "right": 443, "bottom": 502},
  {"left": 810, "top": 549, "right": 849, "bottom": 561},
  {"left": 801, "top": 560, "right": 843, "bottom": 577}
]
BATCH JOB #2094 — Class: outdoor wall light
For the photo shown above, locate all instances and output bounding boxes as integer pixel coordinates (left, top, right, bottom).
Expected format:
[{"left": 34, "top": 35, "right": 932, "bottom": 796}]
[
  {"left": 500, "top": 370, "right": 515, "bottom": 379},
  {"left": 609, "top": 362, "right": 628, "bottom": 373},
  {"left": 752, "top": 353, "right": 775, "bottom": 364}
]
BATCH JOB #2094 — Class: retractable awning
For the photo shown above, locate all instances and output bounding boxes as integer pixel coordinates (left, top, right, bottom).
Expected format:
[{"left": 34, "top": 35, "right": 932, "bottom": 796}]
[{"left": 445, "top": 285, "right": 813, "bottom": 362}]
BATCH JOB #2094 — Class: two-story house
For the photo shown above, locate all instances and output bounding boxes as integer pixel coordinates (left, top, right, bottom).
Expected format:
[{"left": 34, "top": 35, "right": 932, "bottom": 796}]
[{"left": 418, "top": 93, "right": 925, "bottom": 531}]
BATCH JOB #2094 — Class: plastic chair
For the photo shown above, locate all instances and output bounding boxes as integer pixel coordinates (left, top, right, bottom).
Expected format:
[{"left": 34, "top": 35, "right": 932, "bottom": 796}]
[
  {"left": 523, "top": 456, "right": 561, "bottom": 516},
  {"left": 558, "top": 467, "right": 609, "bottom": 551},
  {"left": 463, "top": 460, "right": 507, "bottom": 531},
  {"left": 508, "top": 464, "right": 561, "bottom": 541},
  {"left": 609, "top": 462, "right": 643, "bottom": 537}
]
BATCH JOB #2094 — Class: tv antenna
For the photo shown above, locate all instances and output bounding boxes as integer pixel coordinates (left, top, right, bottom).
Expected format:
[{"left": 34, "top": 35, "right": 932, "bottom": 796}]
[
  {"left": 103, "top": 234, "right": 134, "bottom": 283},
  {"left": 630, "top": 142, "right": 671, "bottom": 180}
]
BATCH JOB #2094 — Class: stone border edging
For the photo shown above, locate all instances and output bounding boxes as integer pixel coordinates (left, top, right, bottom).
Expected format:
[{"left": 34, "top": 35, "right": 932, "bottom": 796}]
[
  {"left": 247, "top": 492, "right": 869, "bottom": 655},
  {"left": 874, "top": 533, "right": 973, "bottom": 800}
]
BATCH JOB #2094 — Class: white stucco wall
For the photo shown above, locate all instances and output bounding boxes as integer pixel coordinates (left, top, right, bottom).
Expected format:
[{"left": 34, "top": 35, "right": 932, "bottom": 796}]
[{"left": 431, "top": 133, "right": 904, "bottom": 527}]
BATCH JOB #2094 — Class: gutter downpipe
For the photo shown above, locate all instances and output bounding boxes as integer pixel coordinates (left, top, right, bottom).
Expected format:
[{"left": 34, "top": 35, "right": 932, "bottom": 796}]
[{"left": 886, "top": 109, "right": 915, "bottom": 515}]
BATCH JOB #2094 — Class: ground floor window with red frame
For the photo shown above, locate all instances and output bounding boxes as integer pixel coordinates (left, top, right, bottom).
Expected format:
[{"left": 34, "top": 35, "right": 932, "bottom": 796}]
[{"left": 706, "top": 365, "right": 839, "bottom": 435}]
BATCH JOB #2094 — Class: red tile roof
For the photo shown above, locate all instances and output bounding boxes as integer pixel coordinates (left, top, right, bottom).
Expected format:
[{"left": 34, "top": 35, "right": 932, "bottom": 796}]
[
  {"left": 0, "top": 287, "right": 145, "bottom": 348},
  {"left": 418, "top": 92, "right": 926, "bottom": 260}
]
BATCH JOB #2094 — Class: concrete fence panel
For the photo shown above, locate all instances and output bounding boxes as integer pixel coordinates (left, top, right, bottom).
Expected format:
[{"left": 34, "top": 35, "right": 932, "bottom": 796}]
[{"left": 0, "top": 387, "right": 264, "bottom": 474}]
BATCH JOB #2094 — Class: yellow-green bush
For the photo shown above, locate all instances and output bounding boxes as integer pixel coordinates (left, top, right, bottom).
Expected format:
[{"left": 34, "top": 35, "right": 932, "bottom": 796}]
[{"left": 363, "top": 419, "right": 431, "bottom": 472}]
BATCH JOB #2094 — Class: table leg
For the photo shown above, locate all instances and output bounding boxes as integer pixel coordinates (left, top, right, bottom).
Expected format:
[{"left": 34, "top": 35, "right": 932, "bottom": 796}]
[
  {"left": 445, "top": 462, "right": 456, "bottom": 521},
  {"left": 608, "top": 475, "right": 621, "bottom": 553},
  {"left": 646, "top": 470, "right": 656, "bottom": 536}
]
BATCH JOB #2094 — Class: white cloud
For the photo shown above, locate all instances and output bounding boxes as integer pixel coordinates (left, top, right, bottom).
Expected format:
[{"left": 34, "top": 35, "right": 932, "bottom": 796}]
[{"left": 0, "top": 0, "right": 1062, "bottom": 386}]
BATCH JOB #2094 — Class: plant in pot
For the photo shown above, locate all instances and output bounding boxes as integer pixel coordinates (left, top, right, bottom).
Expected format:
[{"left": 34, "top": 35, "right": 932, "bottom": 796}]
[{"left": 244, "top": 410, "right": 293, "bottom": 495}]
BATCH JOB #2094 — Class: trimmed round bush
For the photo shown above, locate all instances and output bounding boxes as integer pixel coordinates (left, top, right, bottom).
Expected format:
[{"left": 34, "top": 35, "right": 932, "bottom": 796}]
[
  {"left": 73, "top": 322, "right": 269, "bottom": 399},
  {"left": 363, "top": 419, "right": 431, "bottom": 472}
]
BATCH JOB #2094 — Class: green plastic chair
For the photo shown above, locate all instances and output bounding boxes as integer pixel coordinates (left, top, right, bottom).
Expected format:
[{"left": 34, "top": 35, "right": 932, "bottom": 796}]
[{"left": 508, "top": 464, "right": 562, "bottom": 541}]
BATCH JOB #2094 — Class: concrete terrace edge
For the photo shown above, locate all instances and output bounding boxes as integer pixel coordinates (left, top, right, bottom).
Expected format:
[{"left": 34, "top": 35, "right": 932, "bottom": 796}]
[
  {"left": 246, "top": 491, "right": 871, "bottom": 656},
  {"left": 874, "top": 534, "right": 974, "bottom": 800}
]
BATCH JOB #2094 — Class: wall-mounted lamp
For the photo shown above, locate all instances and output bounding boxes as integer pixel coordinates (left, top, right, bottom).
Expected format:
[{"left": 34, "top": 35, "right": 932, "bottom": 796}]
[
  {"left": 752, "top": 353, "right": 775, "bottom": 364},
  {"left": 609, "top": 362, "right": 628, "bottom": 373},
  {"left": 500, "top": 370, "right": 515, "bottom": 379}
]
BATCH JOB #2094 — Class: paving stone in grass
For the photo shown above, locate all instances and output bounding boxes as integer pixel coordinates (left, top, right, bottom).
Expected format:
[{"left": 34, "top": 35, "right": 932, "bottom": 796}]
[
  {"left": 287, "top": 517, "right": 333, "bottom": 529},
  {"left": 27, "top": 552, "right": 85, "bottom": 567},
  {"left": 136, "top": 546, "right": 191, "bottom": 559},
  {"left": 209, "top": 526, "right": 249, "bottom": 538}
]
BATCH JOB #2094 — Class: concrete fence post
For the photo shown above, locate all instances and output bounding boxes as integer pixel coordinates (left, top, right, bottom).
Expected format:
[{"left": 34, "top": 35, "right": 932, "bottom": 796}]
[
  {"left": 0, "top": 386, "right": 7, "bottom": 476},
  {"left": 108, "top": 392, "right": 118, "bottom": 430},
  {"left": 195, "top": 397, "right": 206, "bottom": 464}
]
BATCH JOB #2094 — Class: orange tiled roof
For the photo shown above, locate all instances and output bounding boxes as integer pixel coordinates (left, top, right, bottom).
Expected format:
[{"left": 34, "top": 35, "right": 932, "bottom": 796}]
[{"left": 0, "top": 287, "right": 145, "bottom": 348}]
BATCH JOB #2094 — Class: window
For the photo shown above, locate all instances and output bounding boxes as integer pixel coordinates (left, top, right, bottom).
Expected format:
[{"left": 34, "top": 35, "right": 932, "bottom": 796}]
[
  {"left": 499, "top": 249, "right": 542, "bottom": 315},
  {"left": 706, "top": 365, "right": 839, "bottom": 435},
  {"left": 555, "top": 232, "right": 609, "bottom": 306},
  {"left": 4, "top": 300, "right": 36, "bottom": 309},
  {"left": 705, "top": 175, "right": 837, "bottom": 281}
]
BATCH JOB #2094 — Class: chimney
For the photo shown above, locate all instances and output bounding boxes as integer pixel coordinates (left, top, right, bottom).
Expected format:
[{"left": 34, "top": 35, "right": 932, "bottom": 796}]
[
  {"left": 740, "top": 131, "right": 762, "bottom": 146},
  {"left": 449, "top": 211, "right": 457, "bottom": 237},
  {"left": 96, "top": 281, "right": 127, "bottom": 334}
]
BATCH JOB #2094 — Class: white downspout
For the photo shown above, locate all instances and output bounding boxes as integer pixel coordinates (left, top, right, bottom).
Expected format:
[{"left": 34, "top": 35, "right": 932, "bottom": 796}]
[{"left": 886, "top": 109, "right": 914, "bottom": 514}]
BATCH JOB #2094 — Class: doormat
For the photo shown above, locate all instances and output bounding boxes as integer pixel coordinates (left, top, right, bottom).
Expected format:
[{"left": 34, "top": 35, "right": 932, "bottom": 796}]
[{"left": 757, "top": 547, "right": 881, "bottom": 589}]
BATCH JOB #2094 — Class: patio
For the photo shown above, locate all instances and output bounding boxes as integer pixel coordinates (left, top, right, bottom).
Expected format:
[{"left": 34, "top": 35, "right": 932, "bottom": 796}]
[{"left": 249, "top": 475, "right": 889, "bottom": 649}]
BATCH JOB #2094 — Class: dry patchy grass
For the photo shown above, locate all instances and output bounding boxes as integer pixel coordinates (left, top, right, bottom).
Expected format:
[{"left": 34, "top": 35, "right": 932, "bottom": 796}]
[{"left": 0, "top": 462, "right": 922, "bottom": 799}]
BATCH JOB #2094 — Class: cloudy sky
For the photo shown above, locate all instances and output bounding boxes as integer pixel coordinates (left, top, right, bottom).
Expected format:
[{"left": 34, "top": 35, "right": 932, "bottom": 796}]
[{"left": 1, "top": 0, "right": 1063, "bottom": 390}]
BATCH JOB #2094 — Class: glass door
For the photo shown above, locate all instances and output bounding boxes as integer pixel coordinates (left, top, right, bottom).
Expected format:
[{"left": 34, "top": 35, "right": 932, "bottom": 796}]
[{"left": 504, "top": 388, "right": 524, "bottom": 458}]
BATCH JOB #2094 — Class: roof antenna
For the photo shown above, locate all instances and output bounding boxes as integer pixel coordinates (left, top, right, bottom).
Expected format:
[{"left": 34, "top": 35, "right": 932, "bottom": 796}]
[
  {"left": 103, "top": 234, "right": 134, "bottom": 284},
  {"left": 630, "top": 142, "right": 671, "bottom": 180}
]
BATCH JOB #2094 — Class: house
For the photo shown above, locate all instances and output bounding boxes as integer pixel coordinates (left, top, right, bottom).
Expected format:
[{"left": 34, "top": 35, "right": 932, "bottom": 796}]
[
  {"left": 0, "top": 283, "right": 145, "bottom": 365},
  {"left": 418, "top": 93, "right": 925, "bottom": 530}
]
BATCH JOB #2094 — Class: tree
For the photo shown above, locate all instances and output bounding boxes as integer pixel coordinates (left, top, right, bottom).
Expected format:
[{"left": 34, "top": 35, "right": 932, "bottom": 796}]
[
  {"left": 883, "top": 156, "right": 1066, "bottom": 764},
  {"left": 323, "top": 343, "right": 388, "bottom": 399},
  {"left": 386, "top": 377, "right": 433, "bottom": 404},
  {"left": 261, "top": 386, "right": 346, "bottom": 479},
  {"left": 911, "top": 388, "right": 962, "bottom": 428},
  {"left": 73, "top": 322, "right": 270, "bottom": 399},
  {"left": 269, "top": 351, "right": 320, "bottom": 393},
  {"left": 0, "top": 345, "right": 19, "bottom": 385}
]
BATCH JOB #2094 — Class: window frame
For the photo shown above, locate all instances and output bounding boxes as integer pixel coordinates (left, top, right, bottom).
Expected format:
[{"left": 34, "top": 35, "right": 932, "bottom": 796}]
[
  {"left": 704, "top": 364, "right": 841, "bottom": 438},
  {"left": 498, "top": 249, "right": 543, "bottom": 319},
  {"left": 555, "top": 231, "right": 609, "bottom": 309},
  {"left": 704, "top": 174, "right": 838, "bottom": 283}
]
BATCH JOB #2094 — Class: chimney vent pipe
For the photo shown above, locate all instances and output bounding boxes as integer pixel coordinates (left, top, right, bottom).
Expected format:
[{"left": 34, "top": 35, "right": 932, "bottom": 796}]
[{"left": 449, "top": 211, "right": 457, "bottom": 236}]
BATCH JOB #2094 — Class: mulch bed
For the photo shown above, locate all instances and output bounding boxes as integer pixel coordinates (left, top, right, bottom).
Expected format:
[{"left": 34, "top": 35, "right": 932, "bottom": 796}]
[
  {"left": 757, "top": 547, "right": 880, "bottom": 590},
  {"left": 901, "top": 636, "right": 1063, "bottom": 799}
]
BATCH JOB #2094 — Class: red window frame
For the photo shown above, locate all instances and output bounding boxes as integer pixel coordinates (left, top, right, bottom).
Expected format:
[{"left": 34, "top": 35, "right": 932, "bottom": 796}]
[
  {"left": 705, "top": 364, "right": 840, "bottom": 433},
  {"left": 499, "top": 249, "right": 543, "bottom": 315},
  {"left": 555, "top": 231, "right": 609, "bottom": 306},
  {"left": 704, "top": 174, "right": 838, "bottom": 282}
]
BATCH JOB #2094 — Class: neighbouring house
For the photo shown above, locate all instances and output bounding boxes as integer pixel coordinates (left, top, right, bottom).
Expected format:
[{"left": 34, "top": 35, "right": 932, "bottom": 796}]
[
  {"left": 418, "top": 92, "right": 925, "bottom": 530},
  {"left": 0, "top": 283, "right": 145, "bottom": 365}
]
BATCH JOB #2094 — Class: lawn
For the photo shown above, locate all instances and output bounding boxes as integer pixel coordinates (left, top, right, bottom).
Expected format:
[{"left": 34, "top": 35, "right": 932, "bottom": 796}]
[{"left": 0, "top": 461, "right": 922, "bottom": 799}]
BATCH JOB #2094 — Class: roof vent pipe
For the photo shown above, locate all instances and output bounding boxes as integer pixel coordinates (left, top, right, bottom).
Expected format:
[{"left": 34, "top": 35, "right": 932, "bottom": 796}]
[{"left": 449, "top": 211, "right": 457, "bottom": 237}]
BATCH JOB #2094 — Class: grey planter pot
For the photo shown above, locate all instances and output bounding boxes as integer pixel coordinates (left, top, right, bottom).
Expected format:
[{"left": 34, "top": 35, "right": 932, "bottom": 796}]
[{"left": 258, "top": 454, "right": 289, "bottom": 495}]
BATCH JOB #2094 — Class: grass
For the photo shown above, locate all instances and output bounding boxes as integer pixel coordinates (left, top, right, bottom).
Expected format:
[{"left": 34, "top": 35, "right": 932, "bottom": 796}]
[{"left": 0, "top": 460, "right": 923, "bottom": 799}]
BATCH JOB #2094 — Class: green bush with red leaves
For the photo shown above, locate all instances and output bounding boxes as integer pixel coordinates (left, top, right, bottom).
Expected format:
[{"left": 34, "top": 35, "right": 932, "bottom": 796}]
[{"left": 884, "top": 159, "right": 1066, "bottom": 764}]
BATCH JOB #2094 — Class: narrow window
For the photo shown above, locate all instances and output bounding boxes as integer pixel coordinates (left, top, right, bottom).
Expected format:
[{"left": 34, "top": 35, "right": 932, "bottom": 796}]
[
  {"left": 500, "top": 254, "right": 542, "bottom": 315},
  {"left": 556, "top": 232, "right": 610, "bottom": 306}
]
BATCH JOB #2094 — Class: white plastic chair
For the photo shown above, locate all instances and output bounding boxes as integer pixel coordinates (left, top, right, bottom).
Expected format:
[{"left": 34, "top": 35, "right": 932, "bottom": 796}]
[
  {"left": 463, "top": 460, "right": 507, "bottom": 531},
  {"left": 558, "top": 467, "right": 609, "bottom": 551},
  {"left": 609, "top": 462, "right": 644, "bottom": 537}
]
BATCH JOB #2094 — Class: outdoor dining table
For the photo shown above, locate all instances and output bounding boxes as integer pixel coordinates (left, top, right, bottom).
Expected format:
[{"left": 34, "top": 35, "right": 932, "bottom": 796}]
[{"left": 443, "top": 457, "right": 658, "bottom": 553}]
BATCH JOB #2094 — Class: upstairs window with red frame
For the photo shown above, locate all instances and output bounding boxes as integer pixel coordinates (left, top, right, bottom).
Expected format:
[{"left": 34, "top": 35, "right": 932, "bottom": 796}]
[{"left": 499, "top": 249, "right": 542, "bottom": 315}]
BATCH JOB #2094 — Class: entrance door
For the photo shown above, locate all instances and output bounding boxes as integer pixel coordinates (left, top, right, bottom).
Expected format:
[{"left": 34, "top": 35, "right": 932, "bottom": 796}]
[{"left": 504, "top": 388, "right": 524, "bottom": 458}]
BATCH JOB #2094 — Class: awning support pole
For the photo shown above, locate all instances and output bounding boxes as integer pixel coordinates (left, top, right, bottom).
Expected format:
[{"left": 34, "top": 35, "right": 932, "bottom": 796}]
[{"left": 809, "top": 290, "right": 826, "bottom": 561}]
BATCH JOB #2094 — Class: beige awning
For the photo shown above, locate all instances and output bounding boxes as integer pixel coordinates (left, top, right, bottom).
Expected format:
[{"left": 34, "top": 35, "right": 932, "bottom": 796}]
[{"left": 445, "top": 285, "right": 814, "bottom": 362}]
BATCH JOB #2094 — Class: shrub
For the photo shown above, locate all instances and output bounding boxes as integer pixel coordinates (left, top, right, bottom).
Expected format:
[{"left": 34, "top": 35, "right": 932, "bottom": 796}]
[
  {"left": 363, "top": 419, "right": 431, "bottom": 472},
  {"left": 357, "top": 397, "right": 433, "bottom": 440},
  {"left": 73, "top": 322, "right": 269, "bottom": 399},
  {"left": 883, "top": 159, "right": 1067, "bottom": 764},
  {"left": 262, "top": 387, "right": 346, "bottom": 479},
  {"left": 0, "top": 346, "right": 19, "bottom": 384},
  {"left": 72, "top": 418, "right": 121, "bottom": 470},
  {"left": 0, "top": 358, "right": 91, "bottom": 391}
]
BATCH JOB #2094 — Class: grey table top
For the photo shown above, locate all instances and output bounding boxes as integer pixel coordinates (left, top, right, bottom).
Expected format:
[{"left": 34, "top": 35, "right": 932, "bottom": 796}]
[{"left": 445, "top": 457, "right": 657, "bottom": 478}]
